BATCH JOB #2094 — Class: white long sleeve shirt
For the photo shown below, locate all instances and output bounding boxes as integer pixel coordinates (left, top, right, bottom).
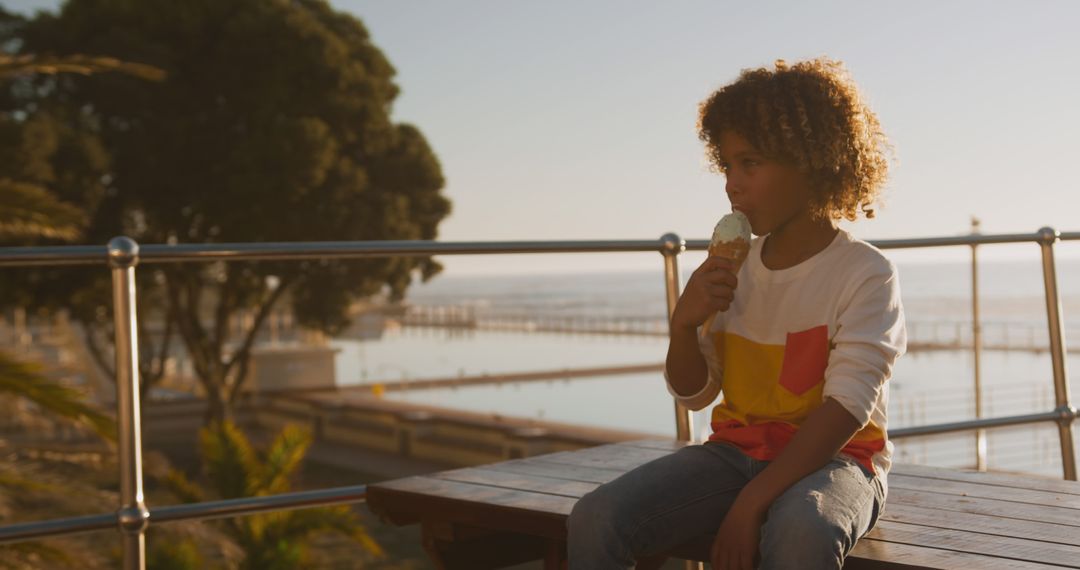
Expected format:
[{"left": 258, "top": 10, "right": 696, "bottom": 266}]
[{"left": 665, "top": 228, "right": 907, "bottom": 491}]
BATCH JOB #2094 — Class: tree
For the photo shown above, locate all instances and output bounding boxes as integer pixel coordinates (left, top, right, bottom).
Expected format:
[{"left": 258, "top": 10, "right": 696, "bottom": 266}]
[
  {"left": 3, "top": 0, "right": 452, "bottom": 422},
  {"left": 162, "top": 421, "right": 384, "bottom": 569}
]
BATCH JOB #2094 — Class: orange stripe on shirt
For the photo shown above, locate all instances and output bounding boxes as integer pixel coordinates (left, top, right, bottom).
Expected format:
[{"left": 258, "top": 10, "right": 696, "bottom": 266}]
[{"left": 708, "top": 419, "right": 884, "bottom": 475}]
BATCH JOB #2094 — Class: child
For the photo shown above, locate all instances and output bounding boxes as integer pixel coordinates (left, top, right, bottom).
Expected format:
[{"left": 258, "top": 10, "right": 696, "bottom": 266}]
[{"left": 566, "top": 57, "right": 907, "bottom": 570}]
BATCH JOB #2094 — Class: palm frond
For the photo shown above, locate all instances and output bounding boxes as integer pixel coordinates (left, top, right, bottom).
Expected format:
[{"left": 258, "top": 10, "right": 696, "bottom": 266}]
[
  {"left": 315, "top": 505, "right": 385, "bottom": 558},
  {"left": 0, "top": 54, "right": 165, "bottom": 81},
  {"left": 198, "top": 421, "right": 258, "bottom": 500},
  {"left": 251, "top": 423, "right": 311, "bottom": 496},
  {"left": 160, "top": 469, "right": 205, "bottom": 505},
  {"left": 263, "top": 505, "right": 385, "bottom": 558},
  {"left": 0, "top": 179, "right": 85, "bottom": 242},
  {"left": 0, "top": 351, "right": 115, "bottom": 441}
]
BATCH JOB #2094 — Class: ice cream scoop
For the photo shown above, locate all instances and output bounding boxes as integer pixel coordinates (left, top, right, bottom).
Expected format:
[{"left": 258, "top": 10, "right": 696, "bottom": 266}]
[{"left": 708, "top": 210, "right": 751, "bottom": 270}]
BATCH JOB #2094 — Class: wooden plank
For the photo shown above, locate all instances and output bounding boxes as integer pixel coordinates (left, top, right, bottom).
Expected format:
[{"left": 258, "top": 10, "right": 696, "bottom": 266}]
[
  {"left": 484, "top": 457, "right": 626, "bottom": 484},
  {"left": 367, "top": 475, "right": 573, "bottom": 538},
  {"left": 848, "top": 539, "right": 1066, "bottom": 570},
  {"left": 891, "top": 463, "right": 1080, "bottom": 496},
  {"left": 653, "top": 524, "right": 1066, "bottom": 569},
  {"left": 888, "top": 487, "right": 1080, "bottom": 527},
  {"left": 880, "top": 502, "right": 1080, "bottom": 546},
  {"left": 429, "top": 466, "right": 599, "bottom": 498},
  {"left": 864, "top": 519, "right": 1080, "bottom": 568},
  {"left": 371, "top": 475, "right": 575, "bottom": 516},
  {"left": 528, "top": 443, "right": 673, "bottom": 470},
  {"left": 890, "top": 473, "right": 1080, "bottom": 510}
]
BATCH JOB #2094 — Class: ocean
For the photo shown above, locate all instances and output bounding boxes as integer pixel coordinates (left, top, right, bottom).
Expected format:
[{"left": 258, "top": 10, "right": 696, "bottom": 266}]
[{"left": 330, "top": 257, "right": 1080, "bottom": 478}]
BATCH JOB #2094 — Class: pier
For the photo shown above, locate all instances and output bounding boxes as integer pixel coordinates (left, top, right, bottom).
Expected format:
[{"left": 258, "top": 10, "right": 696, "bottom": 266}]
[
  {"left": 347, "top": 362, "right": 664, "bottom": 392},
  {"left": 401, "top": 303, "right": 1080, "bottom": 353}
]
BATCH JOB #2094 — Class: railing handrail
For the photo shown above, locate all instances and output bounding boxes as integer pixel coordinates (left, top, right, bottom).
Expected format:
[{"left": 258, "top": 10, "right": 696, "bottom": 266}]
[
  {"left": 2, "top": 229, "right": 1079, "bottom": 267},
  {"left": 0, "top": 227, "right": 1075, "bottom": 569},
  {"left": 0, "top": 484, "right": 368, "bottom": 544}
]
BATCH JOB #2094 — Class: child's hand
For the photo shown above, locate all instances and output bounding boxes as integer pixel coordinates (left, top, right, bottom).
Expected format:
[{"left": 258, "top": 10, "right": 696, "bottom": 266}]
[
  {"left": 711, "top": 494, "right": 766, "bottom": 570},
  {"left": 671, "top": 256, "right": 739, "bottom": 330}
]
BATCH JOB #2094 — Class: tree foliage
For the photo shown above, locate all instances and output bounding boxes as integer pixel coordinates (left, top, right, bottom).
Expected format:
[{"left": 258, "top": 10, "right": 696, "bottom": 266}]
[{"left": 0, "top": 0, "right": 452, "bottom": 422}]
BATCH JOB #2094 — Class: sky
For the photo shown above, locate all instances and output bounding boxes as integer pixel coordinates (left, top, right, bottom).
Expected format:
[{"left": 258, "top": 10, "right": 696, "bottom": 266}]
[{"left": 7, "top": 1, "right": 1080, "bottom": 275}]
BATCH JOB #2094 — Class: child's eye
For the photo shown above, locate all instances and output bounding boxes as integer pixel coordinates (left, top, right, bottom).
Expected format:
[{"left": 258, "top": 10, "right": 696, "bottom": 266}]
[{"left": 718, "top": 158, "right": 760, "bottom": 173}]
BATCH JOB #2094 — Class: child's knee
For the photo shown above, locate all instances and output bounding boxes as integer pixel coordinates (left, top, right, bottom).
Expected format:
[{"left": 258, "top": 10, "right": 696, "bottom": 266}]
[
  {"left": 567, "top": 485, "right": 622, "bottom": 537},
  {"left": 758, "top": 495, "right": 847, "bottom": 568}
]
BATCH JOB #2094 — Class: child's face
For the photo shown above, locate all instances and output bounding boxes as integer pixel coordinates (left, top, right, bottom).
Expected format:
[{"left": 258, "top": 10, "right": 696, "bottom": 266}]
[{"left": 717, "top": 130, "right": 817, "bottom": 237}]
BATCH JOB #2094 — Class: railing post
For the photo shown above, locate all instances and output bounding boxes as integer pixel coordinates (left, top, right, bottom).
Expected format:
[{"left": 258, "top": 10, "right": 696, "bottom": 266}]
[
  {"left": 660, "top": 232, "right": 704, "bottom": 570},
  {"left": 660, "top": 233, "right": 694, "bottom": 442},
  {"left": 108, "top": 237, "right": 149, "bottom": 569},
  {"left": 971, "top": 218, "right": 987, "bottom": 471},
  {"left": 1037, "top": 227, "right": 1078, "bottom": 480}
]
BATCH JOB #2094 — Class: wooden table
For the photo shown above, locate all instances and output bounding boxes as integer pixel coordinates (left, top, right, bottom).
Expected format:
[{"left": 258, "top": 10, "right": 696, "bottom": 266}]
[{"left": 366, "top": 438, "right": 1080, "bottom": 569}]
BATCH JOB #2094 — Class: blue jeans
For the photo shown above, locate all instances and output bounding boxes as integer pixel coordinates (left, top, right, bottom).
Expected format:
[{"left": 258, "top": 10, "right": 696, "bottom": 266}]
[{"left": 566, "top": 441, "right": 885, "bottom": 569}]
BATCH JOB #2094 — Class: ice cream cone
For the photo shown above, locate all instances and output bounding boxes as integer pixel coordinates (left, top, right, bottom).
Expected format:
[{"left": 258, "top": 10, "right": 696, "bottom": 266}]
[
  {"left": 708, "top": 240, "right": 750, "bottom": 271},
  {"left": 699, "top": 211, "right": 752, "bottom": 340}
]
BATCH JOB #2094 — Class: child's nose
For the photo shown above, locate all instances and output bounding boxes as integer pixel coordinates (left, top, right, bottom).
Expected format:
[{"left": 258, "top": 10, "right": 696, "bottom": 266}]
[{"left": 726, "top": 182, "right": 741, "bottom": 202}]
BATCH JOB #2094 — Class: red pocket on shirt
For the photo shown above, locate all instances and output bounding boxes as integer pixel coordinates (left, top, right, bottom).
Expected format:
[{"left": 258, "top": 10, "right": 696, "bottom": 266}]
[{"left": 777, "top": 325, "right": 829, "bottom": 396}]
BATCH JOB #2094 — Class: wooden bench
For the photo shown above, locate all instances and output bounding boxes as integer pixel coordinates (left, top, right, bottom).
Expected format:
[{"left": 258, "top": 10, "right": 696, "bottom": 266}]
[{"left": 365, "top": 438, "right": 1080, "bottom": 569}]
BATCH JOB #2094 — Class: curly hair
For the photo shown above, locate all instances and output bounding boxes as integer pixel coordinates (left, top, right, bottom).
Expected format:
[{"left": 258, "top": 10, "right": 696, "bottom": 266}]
[{"left": 696, "top": 57, "right": 893, "bottom": 222}]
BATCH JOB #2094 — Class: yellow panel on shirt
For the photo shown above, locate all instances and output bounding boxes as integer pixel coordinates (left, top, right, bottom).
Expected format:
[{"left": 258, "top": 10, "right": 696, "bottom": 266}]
[{"left": 707, "top": 326, "right": 885, "bottom": 473}]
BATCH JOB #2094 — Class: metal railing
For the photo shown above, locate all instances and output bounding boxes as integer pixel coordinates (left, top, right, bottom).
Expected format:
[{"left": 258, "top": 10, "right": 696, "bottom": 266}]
[{"left": 0, "top": 227, "right": 1076, "bottom": 570}]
